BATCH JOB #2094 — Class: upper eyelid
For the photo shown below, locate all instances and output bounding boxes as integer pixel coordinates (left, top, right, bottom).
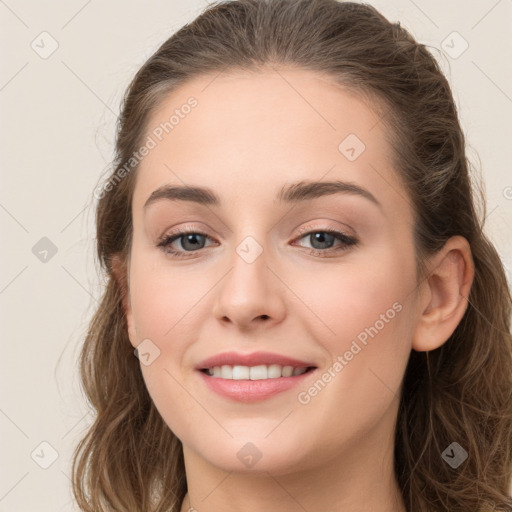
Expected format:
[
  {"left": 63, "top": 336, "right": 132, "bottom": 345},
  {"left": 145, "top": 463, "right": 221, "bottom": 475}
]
[
  {"left": 295, "top": 222, "right": 353, "bottom": 236},
  {"left": 160, "top": 224, "right": 353, "bottom": 240}
]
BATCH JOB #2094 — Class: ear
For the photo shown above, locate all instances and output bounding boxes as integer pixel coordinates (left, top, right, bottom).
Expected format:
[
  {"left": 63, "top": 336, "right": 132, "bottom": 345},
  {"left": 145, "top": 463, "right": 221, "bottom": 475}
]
[
  {"left": 412, "top": 236, "right": 475, "bottom": 352},
  {"left": 111, "top": 253, "right": 138, "bottom": 348}
]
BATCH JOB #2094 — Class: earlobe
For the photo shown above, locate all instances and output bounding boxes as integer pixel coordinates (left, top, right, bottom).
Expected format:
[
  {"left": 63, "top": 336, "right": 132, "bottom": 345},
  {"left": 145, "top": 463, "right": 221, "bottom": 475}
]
[
  {"left": 412, "top": 236, "right": 475, "bottom": 352},
  {"left": 111, "top": 254, "right": 138, "bottom": 348}
]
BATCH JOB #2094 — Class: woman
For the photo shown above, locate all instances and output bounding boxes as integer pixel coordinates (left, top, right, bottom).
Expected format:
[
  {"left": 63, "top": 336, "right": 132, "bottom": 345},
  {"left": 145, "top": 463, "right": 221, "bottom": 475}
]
[{"left": 72, "top": 1, "right": 512, "bottom": 510}]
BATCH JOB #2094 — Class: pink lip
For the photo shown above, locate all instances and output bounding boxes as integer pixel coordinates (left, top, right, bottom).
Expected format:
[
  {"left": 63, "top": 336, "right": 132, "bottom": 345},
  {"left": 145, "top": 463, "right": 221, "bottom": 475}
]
[
  {"left": 198, "top": 368, "right": 316, "bottom": 403},
  {"left": 195, "top": 351, "right": 317, "bottom": 403},
  {"left": 195, "top": 351, "right": 315, "bottom": 370}
]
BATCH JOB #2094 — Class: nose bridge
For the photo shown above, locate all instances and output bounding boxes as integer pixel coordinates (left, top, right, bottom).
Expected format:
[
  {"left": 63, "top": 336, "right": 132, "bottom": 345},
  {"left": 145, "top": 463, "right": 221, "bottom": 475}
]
[
  {"left": 226, "top": 232, "right": 272, "bottom": 301},
  {"left": 212, "top": 228, "right": 286, "bottom": 327}
]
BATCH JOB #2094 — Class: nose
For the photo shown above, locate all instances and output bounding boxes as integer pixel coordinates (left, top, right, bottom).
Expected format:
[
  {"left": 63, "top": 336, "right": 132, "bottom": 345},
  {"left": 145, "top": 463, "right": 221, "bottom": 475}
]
[{"left": 211, "top": 237, "right": 286, "bottom": 331}]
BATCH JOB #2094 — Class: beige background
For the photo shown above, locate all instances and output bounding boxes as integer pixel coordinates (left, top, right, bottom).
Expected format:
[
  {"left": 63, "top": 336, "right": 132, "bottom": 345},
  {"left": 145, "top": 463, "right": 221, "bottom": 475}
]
[{"left": 1, "top": 0, "right": 511, "bottom": 510}]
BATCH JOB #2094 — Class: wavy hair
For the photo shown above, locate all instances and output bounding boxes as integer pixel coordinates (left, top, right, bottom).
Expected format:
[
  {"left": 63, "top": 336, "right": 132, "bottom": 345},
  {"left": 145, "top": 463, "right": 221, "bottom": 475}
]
[{"left": 71, "top": 1, "right": 512, "bottom": 510}]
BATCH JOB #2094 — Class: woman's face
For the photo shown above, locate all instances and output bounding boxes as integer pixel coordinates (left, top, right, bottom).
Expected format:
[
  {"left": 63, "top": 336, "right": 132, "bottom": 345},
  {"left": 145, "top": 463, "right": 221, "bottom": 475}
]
[{"left": 123, "top": 67, "right": 422, "bottom": 475}]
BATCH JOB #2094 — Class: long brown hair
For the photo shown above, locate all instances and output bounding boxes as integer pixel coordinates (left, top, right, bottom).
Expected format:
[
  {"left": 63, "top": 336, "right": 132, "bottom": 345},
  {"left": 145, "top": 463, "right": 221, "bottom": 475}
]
[{"left": 71, "top": 1, "right": 512, "bottom": 510}]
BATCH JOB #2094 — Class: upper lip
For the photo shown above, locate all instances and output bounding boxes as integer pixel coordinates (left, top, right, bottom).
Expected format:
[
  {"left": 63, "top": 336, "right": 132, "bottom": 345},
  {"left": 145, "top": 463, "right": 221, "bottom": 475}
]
[{"left": 196, "top": 351, "right": 316, "bottom": 370}]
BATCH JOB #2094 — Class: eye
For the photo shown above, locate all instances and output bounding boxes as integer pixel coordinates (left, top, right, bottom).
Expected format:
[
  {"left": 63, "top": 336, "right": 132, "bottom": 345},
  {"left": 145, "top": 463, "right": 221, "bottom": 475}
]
[
  {"left": 157, "top": 229, "right": 216, "bottom": 258},
  {"left": 293, "top": 227, "right": 358, "bottom": 257},
  {"left": 156, "top": 225, "right": 358, "bottom": 259}
]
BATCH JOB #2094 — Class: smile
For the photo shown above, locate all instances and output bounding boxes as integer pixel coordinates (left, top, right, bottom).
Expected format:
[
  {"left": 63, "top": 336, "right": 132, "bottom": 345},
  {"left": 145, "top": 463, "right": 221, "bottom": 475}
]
[{"left": 202, "top": 364, "right": 314, "bottom": 379}]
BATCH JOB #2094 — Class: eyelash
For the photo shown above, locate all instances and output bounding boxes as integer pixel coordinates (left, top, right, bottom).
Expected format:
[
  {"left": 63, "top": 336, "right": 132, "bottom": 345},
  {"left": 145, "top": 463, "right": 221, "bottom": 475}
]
[{"left": 157, "top": 226, "right": 358, "bottom": 259}]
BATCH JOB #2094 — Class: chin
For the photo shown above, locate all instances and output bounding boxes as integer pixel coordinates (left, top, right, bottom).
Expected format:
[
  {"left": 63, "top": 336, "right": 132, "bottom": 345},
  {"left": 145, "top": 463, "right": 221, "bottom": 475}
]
[{"left": 185, "top": 434, "right": 313, "bottom": 476}]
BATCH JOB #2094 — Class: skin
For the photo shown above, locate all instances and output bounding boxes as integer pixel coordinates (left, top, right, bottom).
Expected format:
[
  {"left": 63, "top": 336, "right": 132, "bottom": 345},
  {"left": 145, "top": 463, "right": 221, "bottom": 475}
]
[{"left": 113, "top": 66, "right": 474, "bottom": 512}]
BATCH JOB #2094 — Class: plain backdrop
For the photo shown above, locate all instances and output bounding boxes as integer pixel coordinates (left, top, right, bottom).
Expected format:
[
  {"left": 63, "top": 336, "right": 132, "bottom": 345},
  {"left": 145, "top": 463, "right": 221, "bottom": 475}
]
[{"left": 1, "top": 0, "right": 511, "bottom": 510}]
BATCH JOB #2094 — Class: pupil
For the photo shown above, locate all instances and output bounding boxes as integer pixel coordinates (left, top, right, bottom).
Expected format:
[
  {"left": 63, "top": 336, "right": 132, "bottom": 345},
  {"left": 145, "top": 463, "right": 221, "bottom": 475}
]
[
  {"left": 311, "top": 232, "right": 334, "bottom": 249},
  {"left": 183, "top": 234, "right": 204, "bottom": 251}
]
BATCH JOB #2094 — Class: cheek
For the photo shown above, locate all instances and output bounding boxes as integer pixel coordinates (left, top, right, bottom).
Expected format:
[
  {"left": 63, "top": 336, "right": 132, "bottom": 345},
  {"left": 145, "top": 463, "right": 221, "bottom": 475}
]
[
  {"left": 288, "top": 245, "right": 416, "bottom": 349},
  {"left": 289, "top": 245, "right": 416, "bottom": 410},
  {"left": 128, "top": 248, "right": 206, "bottom": 340},
  {"left": 127, "top": 255, "right": 201, "bottom": 438}
]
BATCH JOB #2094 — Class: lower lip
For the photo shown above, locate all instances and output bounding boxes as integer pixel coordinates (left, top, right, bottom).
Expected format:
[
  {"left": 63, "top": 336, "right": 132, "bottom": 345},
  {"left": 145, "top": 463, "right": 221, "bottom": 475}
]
[{"left": 197, "top": 369, "right": 316, "bottom": 403}]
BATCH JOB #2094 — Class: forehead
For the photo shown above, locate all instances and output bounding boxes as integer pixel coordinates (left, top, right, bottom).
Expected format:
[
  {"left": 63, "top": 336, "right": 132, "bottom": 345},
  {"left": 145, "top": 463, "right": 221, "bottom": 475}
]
[{"left": 131, "top": 67, "right": 407, "bottom": 216}]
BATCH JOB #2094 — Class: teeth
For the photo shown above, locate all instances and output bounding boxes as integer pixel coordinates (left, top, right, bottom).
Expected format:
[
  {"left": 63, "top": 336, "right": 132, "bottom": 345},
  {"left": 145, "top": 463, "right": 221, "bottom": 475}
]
[
  {"left": 233, "top": 365, "right": 250, "bottom": 379},
  {"left": 220, "top": 365, "right": 232, "bottom": 379},
  {"left": 282, "top": 365, "right": 293, "bottom": 377},
  {"left": 250, "top": 365, "right": 267, "bottom": 380},
  {"left": 205, "top": 364, "right": 309, "bottom": 380},
  {"left": 267, "top": 364, "right": 282, "bottom": 378}
]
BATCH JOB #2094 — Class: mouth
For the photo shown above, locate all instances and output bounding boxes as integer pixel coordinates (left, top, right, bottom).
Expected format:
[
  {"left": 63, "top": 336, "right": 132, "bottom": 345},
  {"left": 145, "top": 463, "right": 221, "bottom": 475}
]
[
  {"left": 195, "top": 351, "right": 318, "bottom": 402},
  {"left": 199, "top": 364, "right": 317, "bottom": 380}
]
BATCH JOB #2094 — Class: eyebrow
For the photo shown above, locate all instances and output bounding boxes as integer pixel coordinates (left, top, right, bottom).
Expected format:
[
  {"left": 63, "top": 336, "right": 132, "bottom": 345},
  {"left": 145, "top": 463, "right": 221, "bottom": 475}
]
[{"left": 143, "top": 180, "right": 382, "bottom": 210}]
